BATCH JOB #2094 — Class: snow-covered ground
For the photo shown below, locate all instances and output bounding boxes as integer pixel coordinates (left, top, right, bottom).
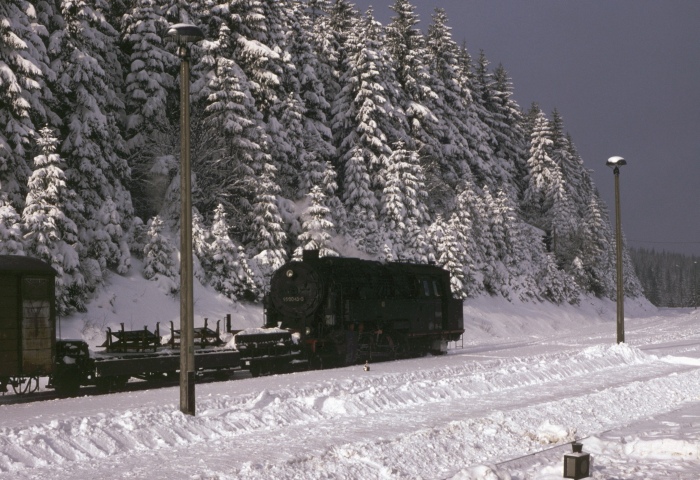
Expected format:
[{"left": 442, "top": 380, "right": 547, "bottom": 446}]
[{"left": 3, "top": 269, "right": 700, "bottom": 479}]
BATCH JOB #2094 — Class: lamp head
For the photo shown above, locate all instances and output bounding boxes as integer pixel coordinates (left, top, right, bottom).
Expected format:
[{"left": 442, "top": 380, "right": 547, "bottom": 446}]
[
  {"left": 606, "top": 156, "right": 626, "bottom": 168},
  {"left": 165, "top": 23, "right": 204, "bottom": 45}
]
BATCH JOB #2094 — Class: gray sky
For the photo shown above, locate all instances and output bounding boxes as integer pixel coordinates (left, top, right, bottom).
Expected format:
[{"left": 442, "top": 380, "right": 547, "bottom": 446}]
[{"left": 353, "top": 0, "right": 700, "bottom": 257}]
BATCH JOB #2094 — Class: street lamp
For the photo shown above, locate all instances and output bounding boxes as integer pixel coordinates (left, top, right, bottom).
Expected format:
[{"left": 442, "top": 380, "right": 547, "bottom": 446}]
[
  {"left": 694, "top": 260, "right": 697, "bottom": 310},
  {"left": 607, "top": 155, "right": 626, "bottom": 344},
  {"left": 165, "top": 23, "right": 204, "bottom": 416}
]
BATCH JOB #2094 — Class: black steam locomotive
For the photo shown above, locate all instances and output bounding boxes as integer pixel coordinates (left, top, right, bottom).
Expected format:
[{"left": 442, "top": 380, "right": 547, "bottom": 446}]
[{"left": 235, "top": 251, "right": 464, "bottom": 374}]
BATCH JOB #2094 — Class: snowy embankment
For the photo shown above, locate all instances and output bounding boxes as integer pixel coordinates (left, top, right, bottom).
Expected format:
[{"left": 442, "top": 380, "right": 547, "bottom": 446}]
[{"left": 3, "top": 294, "right": 700, "bottom": 479}]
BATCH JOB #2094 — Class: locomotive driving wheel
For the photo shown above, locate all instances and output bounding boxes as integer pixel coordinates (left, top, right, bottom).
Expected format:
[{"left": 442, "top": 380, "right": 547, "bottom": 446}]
[{"left": 10, "top": 376, "right": 40, "bottom": 395}]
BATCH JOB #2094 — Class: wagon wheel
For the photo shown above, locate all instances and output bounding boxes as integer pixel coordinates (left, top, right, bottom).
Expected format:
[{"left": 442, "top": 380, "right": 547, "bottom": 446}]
[{"left": 10, "top": 376, "right": 40, "bottom": 395}]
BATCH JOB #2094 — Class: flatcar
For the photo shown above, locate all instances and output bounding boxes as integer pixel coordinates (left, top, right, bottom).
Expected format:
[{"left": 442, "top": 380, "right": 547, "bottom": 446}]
[
  {"left": 235, "top": 250, "right": 464, "bottom": 374},
  {"left": 0, "top": 255, "right": 241, "bottom": 396}
]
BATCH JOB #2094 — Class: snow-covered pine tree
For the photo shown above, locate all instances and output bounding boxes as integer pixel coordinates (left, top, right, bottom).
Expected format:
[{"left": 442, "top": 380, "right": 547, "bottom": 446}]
[
  {"left": 454, "top": 45, "right": 500, "bottom": 192},
  {"left": 0, "top": 0, "right": 49, "bottom": 207},
  {"left": 22, "top": 126, "right": 85, "bottom": 314},
  {"left": 90, "top": 196, "right": 129, "bottom": 274},
  {"left": 324, "top": 0, "right": 358, "bottom": 101},
  {"left": 523, "top": 110, "right": 565, "bottom": 235},
  {"left": 249, "top": 167, "right": 288, "bottom": 280},
  {"left": 341, "top": 145, "right": 380, "bottom": 253},
  {"left": 379, "top": 141, "right": 430, "bottom": 257},
  {"left": 195, "top": 19, "right": 269, "bottom": 224},
  {"left": 446, "top": 210, "right": 475, "bottom": 297},
  {"left": 479, "top": 186, "right": 508, "bottom": 294},
  {"left": 493, "top": 188, "right": 539, "bottom": 300},
  {"left": 236, "top": 245, "right": 261, "bottom": 301},
  {"left": 256, "top": 1, "right": 312, "bottom": 201},
  {"left": 0, "top": 198, "right": 24, "bottom": 255},
  {"left": 288, "top": 3, "right": 338, "bottom": 202},
  {"left": 142, "top": 214, "right": 179, "bottom": 294},
  {"left": 575, "top": 195, "right": 613, "bottom": 297},
  {"left": 385, "top": 0, "right": 448, "bottom": 202},
  {"left": 209, "top": 203, "right": 241, "bottom": 300},
  {"left": 294, "top": 185, "right": 338, "bottom": 258},
  {"left": 47, "top": 0, "right": 133, "bottom": 288},
  {"left": 209, "top": 203, "right": 259, "bottom": 301},
  {"left": 428, "top": 214, "right": 465, "bottom": 298},
  {"left": 427, "top": 8, "right": 472, "bottom": 191},
  {"left": 121, "top": 0, "right": 177, "bottom": 221},
  {"left": 451, "top": 182, "right": 485, "bottom": 297},
  {"left": 492, "top": 64, "right": 529, "bottom": 193},
  {"left": 472, "top": 51, "right": 517, "bottom": 194},
  {"left": 550, "top": 110, "right": 586, "bottom": 210},
  {"left": 126, "top": 215, "right": 148, "bottom": 259},
  {"left": 190, "top": 208, "right": 210, "bottom": 284},
  {"left": 333, "top": 7, "right": 405, "bottom": 190}
]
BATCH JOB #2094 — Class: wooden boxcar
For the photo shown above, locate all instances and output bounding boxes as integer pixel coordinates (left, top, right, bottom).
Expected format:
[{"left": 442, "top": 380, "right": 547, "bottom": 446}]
[{"left": 0, "top": 255, "right": 57, "bottom": 393}]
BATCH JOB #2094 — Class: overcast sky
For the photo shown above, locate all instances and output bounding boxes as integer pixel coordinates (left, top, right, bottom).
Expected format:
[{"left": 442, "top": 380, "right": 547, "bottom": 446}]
[{"left": 352, "top": 0, "right": 700, "bottom": 257}]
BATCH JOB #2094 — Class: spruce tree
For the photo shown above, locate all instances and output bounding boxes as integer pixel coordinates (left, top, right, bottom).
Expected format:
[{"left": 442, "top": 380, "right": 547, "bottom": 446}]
[
  {"left": 195, "top": 19, "right": 268, "bottom": 223},
  {"left": 250, "top": 168, "right": 288, "bottom": 279},
  {"left": 48, "top": 0, "right": 133, "bottom": 288},
  {"left": 209, "top": 203, "right": 259, "bottom": 301},
  {"left": 295, "top": 185, "right": 338, "bottom": 258},
  {"left": 429, "top": 214, "right": 465, "bottom": 298},
  {"left": 142, "top": 214, "right": 179, "bottom": 294},
  {"left": 386, "top": 0, "right": 447, "bottom": 198},
  {"left": 22, "top": 126, "right": 85, "bottom": 314},
  {"left": 0, "top": 199, "right": 24, "bottom": 255},
  {"left": 121, "top": 0, "right": 177, "bottom": 221},
  {"left": 191, "top": 208, "right": 211, "bottom": 285},
  {"left": 379, "top": 141, "right": 430, "bottom": 256},
  {"left": 0, "top": 0, "right": 49, "bottom": 207}
]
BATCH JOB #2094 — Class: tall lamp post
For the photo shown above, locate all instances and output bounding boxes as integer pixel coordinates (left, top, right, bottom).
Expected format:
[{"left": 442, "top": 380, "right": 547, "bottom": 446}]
[
  {"left": 694, "top": 260, "right": 697, "bottom": 310},
  {"left": 166, "top": 23, "right": 204, "bottom": 416},
  {"left": 607, "top": 156, "right": 627, "bottom": 344}
]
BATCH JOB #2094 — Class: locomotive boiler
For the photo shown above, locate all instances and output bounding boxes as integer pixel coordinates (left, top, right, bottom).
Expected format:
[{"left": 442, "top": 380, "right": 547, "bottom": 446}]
[{"left": 236, "top": 250, "right": 464, "bottom": 374}]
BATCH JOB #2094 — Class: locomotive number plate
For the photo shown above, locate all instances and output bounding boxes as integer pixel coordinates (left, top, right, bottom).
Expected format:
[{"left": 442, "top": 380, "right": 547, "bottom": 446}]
[{"left": 283, "top": 296, "right": 305, "bottom": 302}]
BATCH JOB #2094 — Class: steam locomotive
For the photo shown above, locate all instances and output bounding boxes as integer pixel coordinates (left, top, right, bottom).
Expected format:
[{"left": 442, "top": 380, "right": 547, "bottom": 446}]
[{"left": 235, "top": 250, "right": 464, "bottom": 374}]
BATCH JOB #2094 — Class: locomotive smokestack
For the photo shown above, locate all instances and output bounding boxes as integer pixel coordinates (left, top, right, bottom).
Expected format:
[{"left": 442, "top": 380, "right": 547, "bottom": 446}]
[{"left": 302, "top": 250, "right": 320, "bottom": 262}]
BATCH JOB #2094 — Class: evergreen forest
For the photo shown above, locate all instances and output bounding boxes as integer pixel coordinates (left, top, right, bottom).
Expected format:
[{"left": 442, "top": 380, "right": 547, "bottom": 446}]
[
  {"left": 630, "top": 248, "right": 699, "bottom": 308},
  {"left": 0, "top": 0, "right": 644, "bottom": 315}
]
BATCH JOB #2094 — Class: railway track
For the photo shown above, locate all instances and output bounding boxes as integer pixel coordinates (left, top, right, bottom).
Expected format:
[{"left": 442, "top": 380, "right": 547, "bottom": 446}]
[{"left": 0, "top": 369, "right": 249, "bottom": 406}]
